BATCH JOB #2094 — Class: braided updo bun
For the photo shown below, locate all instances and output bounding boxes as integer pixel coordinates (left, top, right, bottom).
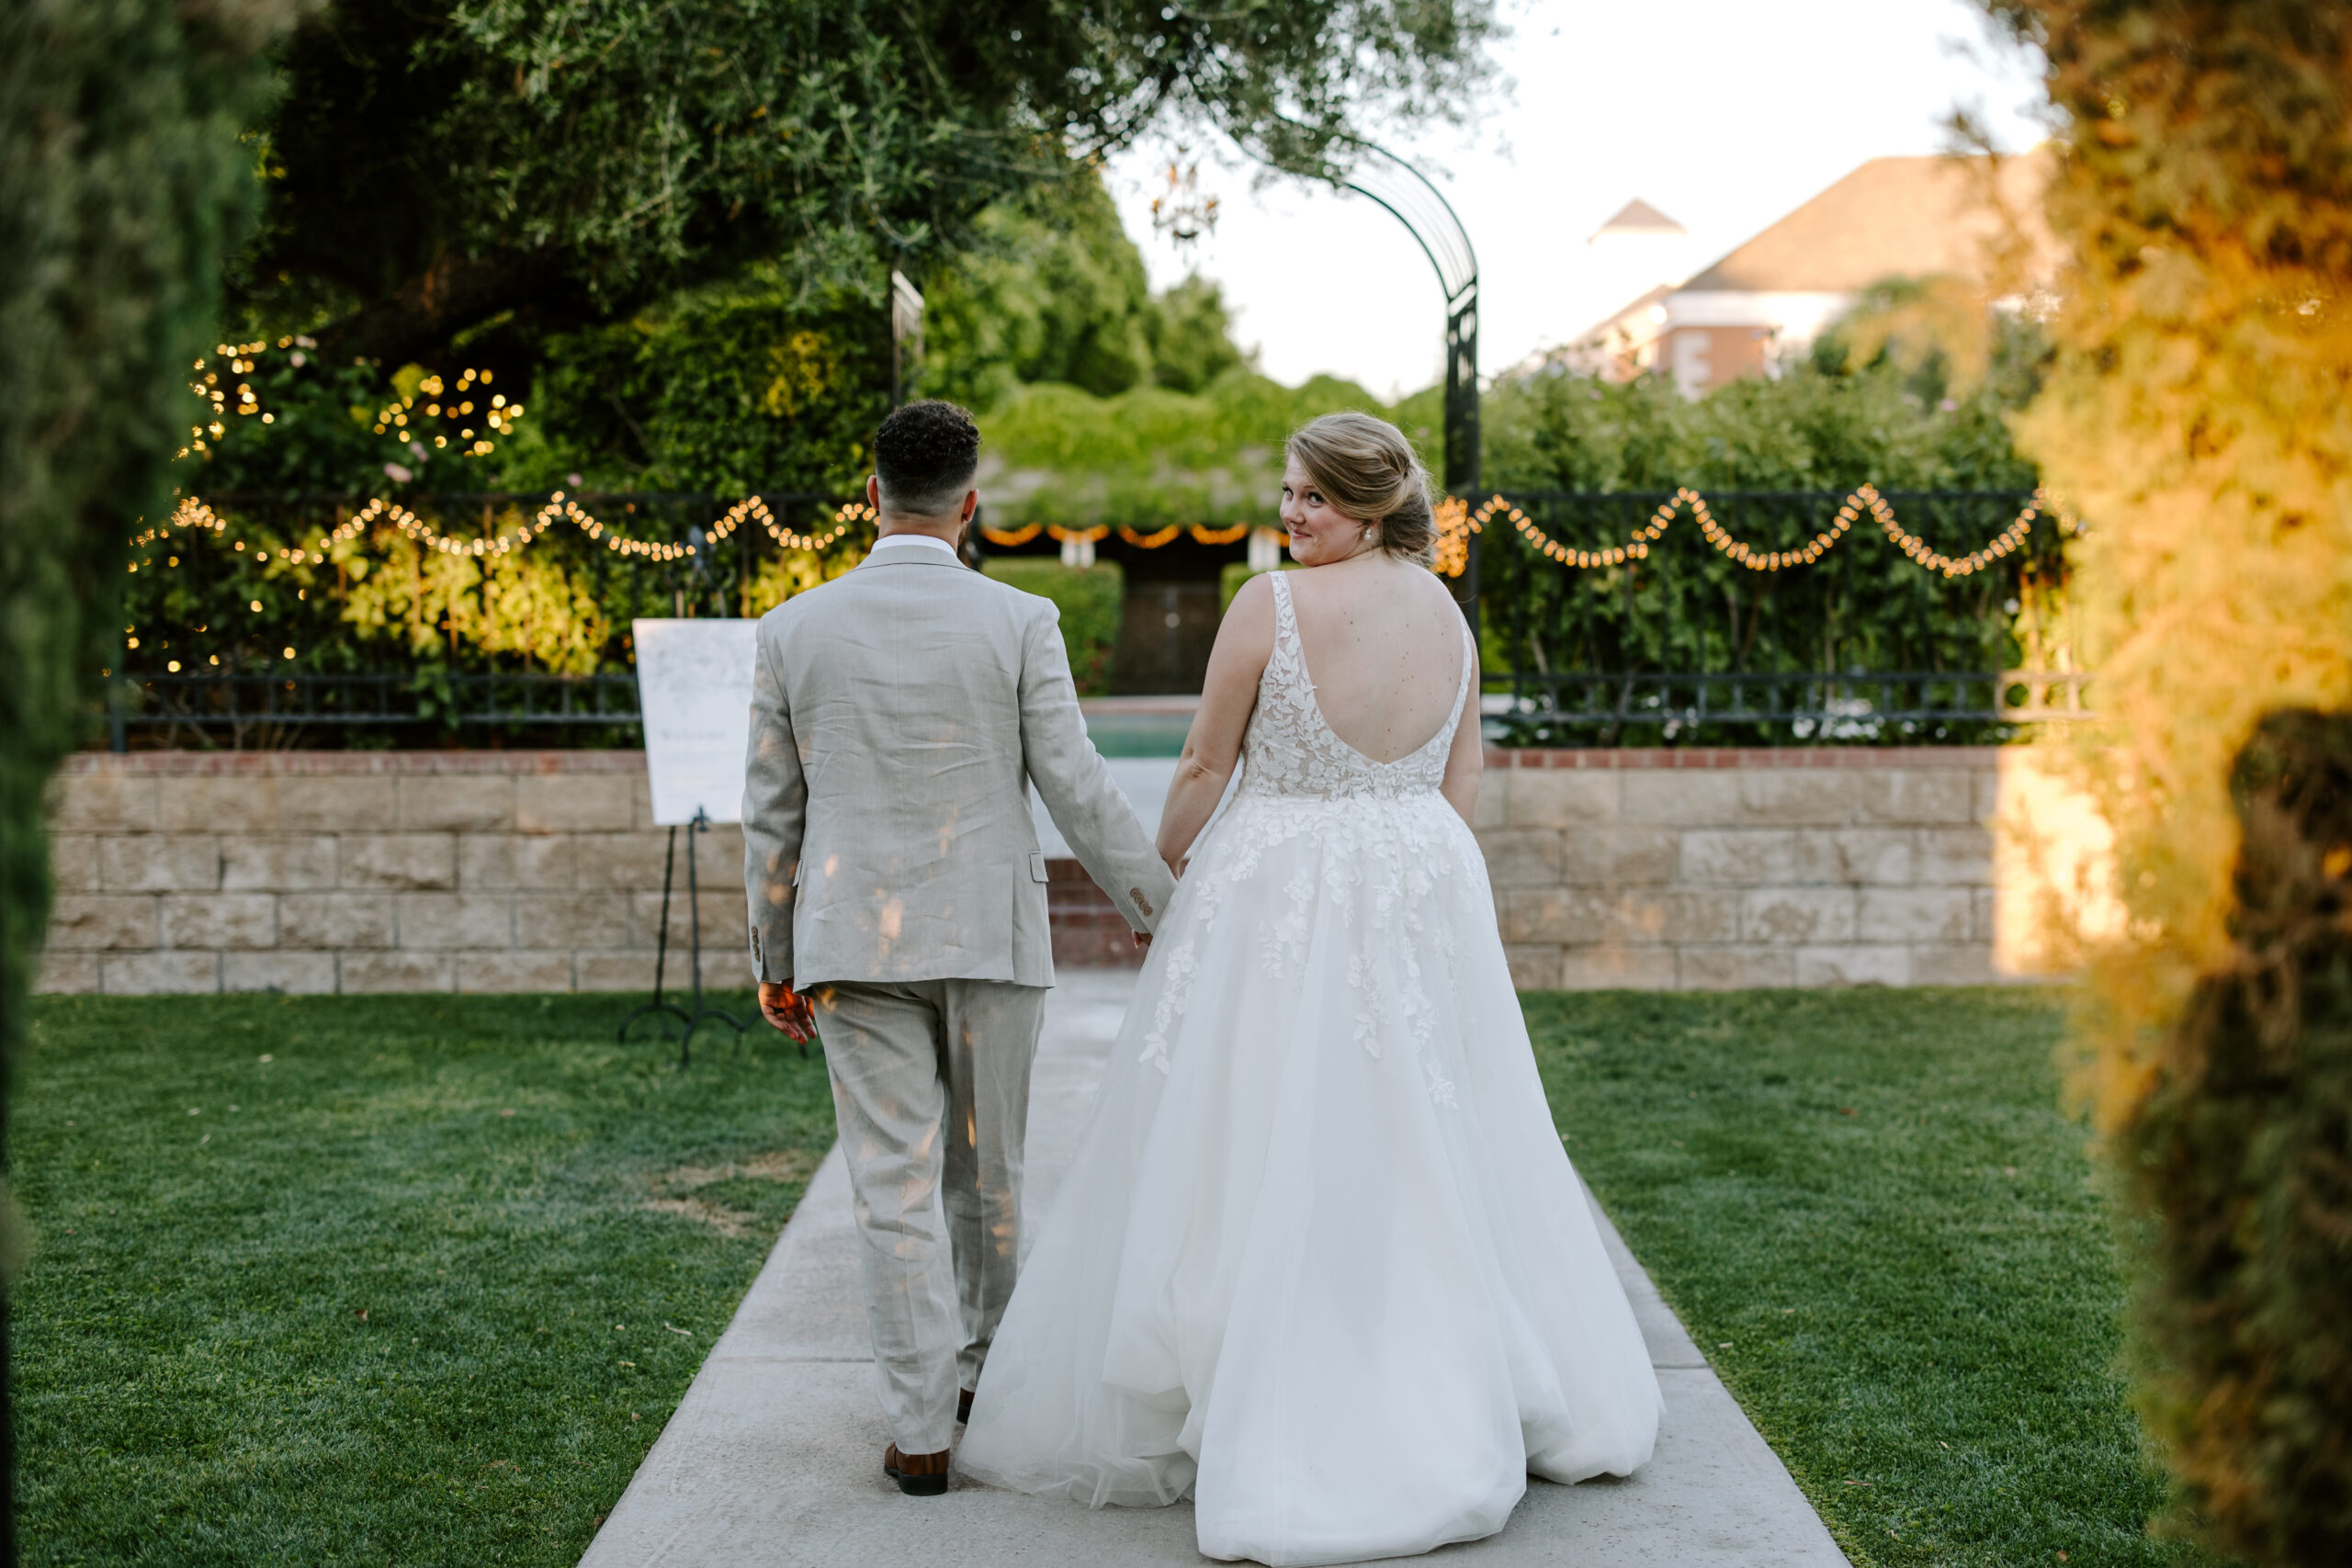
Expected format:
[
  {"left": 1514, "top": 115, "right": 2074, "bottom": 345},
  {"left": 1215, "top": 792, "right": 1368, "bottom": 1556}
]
[{"left": 1285, "top": 412, "right": 1437, "bottom": 565}]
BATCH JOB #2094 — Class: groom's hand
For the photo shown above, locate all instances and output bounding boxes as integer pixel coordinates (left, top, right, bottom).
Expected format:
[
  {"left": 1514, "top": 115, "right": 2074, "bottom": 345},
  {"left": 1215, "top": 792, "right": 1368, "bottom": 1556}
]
[
  {"left": 759, "top": 980, "right": 817, "bottom": 1042},
  {"left": 1132, "top": 931, "right": 1152, "bottom": 952}
]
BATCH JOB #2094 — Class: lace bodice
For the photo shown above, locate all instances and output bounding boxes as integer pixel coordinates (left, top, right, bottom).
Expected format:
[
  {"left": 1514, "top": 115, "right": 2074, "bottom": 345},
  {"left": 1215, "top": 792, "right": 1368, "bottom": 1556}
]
[{"left": 1238, "top": 570, "right": 1474, "bottom": 801}]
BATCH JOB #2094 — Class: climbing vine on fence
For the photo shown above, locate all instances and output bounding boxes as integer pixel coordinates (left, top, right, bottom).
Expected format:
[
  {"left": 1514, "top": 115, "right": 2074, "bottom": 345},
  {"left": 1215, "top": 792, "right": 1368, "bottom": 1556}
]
[
  {"left": 110, "top": 492, "right": 870, "bottom": 691},
  {"left": 1471, "top": 487, "right": 2070, "bottom": 682}
]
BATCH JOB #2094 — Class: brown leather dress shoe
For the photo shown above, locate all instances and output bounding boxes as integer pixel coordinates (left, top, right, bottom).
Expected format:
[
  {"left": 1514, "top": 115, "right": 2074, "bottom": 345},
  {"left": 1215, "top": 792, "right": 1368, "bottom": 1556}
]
[
  {"left": 957, "top": 1387, "right": 975, "bottom": 1424},
  {"left": 883, "top": 1443, "right": 951, "bottom": 1497}
]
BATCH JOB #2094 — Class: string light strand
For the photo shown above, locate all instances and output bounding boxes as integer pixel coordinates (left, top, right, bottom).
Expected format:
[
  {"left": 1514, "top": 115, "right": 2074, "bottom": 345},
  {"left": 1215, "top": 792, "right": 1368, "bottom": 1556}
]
[
  {"left": 704, "top": 496, "right": 865, "bottom": 553},
  {"left": 1434, "top": 496, "right": 1477, "bottom": 578},
  {"left": 979, "top": 522, "right": 1257, "bottom": 549},
  {"left": 1471, "top": 485, "right": 2054, "bottom": 579},
  {"left": 170, "top": 491, "right": 873, "bottom": 568}
]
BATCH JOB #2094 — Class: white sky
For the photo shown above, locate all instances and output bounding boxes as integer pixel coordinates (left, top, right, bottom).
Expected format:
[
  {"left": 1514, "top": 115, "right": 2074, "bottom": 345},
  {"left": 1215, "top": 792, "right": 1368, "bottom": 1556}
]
[{"left": 1102, "top": 0, "right": 2051, "bottom": 400}]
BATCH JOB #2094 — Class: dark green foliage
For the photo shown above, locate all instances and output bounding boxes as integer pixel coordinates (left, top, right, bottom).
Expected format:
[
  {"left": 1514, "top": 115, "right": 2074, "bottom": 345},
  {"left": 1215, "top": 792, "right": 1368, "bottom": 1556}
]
[
  {"left": 2117, "top": 712, "right": 2352, "bottom": 1565},
  {"left": 924, "top": 175, "right": 1250, "bottom": 409},
  {"left": 1530, "top": 987, "right": 2226, "bottom": 1568},
  {"left": 114, "top": 491, "right": 867, "bottom": 702},
  {"left": 175, "top": 337, "right": 386, "bottom": 495},
  {"left": 1486, "top": 312, "right": 2044, "bottom": 494},
  {"left": 978, "top": 370, "right": 1433, "bottom": 527},
  {"left": 240, "top": 1, "right": 1497, "bottom": 368},
  {"left": 1476, "top": 321, "right": 2051, "bottom": 683},
  {"left": 128, "top": 294, "right": 879, "bottom": 704},
  {"left": 115, "top": 352, "right": 1393, "bottom": 704},
  {"left": 0, "top": 0, "right": 300, "bottom": 1285},
  {"left": 980, "top": 560, "right": 1125, "bottom": 696},
  {"left": 516, "top": 272, "right": 888, "bottom": 494},
  {"left": 1145, "top": 275, "right": 1250, "bottom": 395},
  {"left": 925, "top": 175, "right": 1159, "bottom": 407},
  {"left": 15, "top": 990, "right": 835, "bottom": 1565}
]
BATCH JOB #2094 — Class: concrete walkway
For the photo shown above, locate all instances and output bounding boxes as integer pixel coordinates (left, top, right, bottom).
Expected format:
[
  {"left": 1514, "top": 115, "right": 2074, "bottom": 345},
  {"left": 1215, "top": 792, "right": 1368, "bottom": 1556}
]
[{"left": 580, "top": 972, "right": 1850, "bottom": 1568}]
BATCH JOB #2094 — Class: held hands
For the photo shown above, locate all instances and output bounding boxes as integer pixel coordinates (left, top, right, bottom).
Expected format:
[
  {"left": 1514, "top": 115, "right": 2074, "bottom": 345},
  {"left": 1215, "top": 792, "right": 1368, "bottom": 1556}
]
[{"left": 758, "top": 980, "right": 817, "bottom": 1042}]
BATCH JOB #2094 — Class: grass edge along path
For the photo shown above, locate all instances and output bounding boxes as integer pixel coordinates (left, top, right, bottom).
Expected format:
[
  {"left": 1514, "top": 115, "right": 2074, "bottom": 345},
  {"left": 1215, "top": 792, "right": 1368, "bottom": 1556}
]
[
  {"left": 20, "top": 985, "right": 2231, "bottom": 1568},
  {"left": 1530, "top": 987, "right": 2230, "bottom": 1568},
  {"left": 17, "top": 990, "right": 835, "bottom": 1568}
]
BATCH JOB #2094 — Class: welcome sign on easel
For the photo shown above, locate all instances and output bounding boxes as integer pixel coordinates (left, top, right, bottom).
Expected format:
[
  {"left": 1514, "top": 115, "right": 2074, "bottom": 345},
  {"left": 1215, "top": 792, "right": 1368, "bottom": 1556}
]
[
  {"left": 626, "top": 617, "right": 762, "bottom": 1057},
  {"left": 634, "top": 618, "right": 760, "bottom": 824}
]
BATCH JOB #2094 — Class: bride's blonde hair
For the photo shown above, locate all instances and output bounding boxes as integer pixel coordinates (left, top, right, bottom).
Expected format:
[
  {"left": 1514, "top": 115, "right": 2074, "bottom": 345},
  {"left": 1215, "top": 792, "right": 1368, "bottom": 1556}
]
[{"left": 1285, "top": 412, "right": 1437, "bottom": 565}]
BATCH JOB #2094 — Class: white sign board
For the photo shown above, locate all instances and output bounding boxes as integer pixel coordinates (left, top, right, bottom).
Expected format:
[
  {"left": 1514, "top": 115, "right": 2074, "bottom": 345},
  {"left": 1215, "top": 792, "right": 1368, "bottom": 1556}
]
[{"left": 633, "top": 618, "right": 760, "bottom": 826}]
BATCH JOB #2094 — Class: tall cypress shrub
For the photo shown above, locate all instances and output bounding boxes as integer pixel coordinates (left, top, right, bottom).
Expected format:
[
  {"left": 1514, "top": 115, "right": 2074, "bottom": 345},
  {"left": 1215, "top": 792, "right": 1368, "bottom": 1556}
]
[
  {"left": 0, "top": 0, "right": 304, "bottom": 1501},
  {"left": 1983, "top": 2, "right": 2352, "bottom": 1559},
  {"left": 2131, "top": 713, "right": 2352, "bottom": 1562}
]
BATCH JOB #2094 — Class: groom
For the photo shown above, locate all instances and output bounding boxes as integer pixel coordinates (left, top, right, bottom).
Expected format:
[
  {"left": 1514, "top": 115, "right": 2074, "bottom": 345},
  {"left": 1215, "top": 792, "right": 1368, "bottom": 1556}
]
[{"left": 742, "top": 400, "right": 1174, "bottom": 1495}]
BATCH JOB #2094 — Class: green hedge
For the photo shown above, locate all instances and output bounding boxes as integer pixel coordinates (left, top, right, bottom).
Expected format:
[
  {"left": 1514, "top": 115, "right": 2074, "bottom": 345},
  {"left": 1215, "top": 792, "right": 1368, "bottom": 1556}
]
[
  {"left": 2123, "top": 711, "right": 2352, "bottom": 1562},
  {"left": 978, "top": 372, "right": 1442, "bottom": 528},
  {"left": 980, "top": 560, "right": 1123, "bottom": 697},
  {"left": 1472, "top": 320, "right": 2050, "bottom": 687},
  {"left": 2, "top": 0, "right": 290, "bottom": 1246}
]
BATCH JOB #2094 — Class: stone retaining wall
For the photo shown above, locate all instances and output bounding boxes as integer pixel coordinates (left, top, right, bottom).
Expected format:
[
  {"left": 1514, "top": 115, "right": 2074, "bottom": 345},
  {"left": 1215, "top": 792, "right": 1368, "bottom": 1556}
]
[
  {"left": 1471, "top": 749, "right": 2028, "bottom": 990},
  {"left": 36, "top": 748, "right": 2095, "bottom": 995},
  {"left": 37, "top": 752, "right": 734, "bottom": 996}
]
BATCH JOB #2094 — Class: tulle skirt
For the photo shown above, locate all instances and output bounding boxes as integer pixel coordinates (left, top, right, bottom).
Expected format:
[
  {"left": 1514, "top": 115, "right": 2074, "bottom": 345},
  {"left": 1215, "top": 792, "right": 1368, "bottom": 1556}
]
[{"left": 957, "top": 788, "right": 1661, "bottom": 1565}]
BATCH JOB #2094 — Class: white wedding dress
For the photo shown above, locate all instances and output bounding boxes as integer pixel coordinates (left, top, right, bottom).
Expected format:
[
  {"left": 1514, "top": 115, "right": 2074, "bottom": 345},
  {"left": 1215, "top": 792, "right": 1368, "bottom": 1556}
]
[{"left": 958, "top": 573, "right": 1662, "bottom": 1565}]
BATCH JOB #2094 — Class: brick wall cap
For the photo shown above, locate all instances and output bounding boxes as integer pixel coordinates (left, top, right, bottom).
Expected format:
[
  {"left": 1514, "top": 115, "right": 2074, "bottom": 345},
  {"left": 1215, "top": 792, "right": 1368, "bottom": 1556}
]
[
  {"left": 68, "top": 746, "right": 2007, "bottom": 777},
  {"left": 62, "top": 750, "right": 648, "bottom": 776},
  {"left": 1482, "top": 746, "right": 2004, "bottom": 770}
]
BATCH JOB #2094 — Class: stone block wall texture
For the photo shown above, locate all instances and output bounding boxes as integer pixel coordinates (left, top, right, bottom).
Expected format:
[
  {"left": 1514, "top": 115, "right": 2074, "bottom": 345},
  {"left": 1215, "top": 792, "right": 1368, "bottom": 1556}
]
[
  {"left": 36, "top": 749, "right": 2099, "bottom": 995},
  {"left": 37, "top": 752, "right": 740, "bottom": 997},
  {"left": 1472, "top": 747, "right": 2092, "bottom": 990}
]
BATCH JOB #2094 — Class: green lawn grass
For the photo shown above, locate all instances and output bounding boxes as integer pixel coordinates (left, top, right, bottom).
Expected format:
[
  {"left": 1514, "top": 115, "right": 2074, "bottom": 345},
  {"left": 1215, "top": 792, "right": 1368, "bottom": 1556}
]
[
  {"left": 20, "top": 985, "right": 2221, "bottom": 1568},
  {"left": 17, "top": 991, "right": 834, "bottom": 1568},
  {"left": 1528, "top": 987, "right": 2226, "bottom": 1568}
]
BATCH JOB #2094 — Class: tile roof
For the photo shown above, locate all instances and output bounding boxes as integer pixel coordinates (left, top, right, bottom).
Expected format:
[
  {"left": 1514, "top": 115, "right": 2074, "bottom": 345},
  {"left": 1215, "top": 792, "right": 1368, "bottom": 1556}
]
[
  {"left": 1680, "top": 150, "right": 2056, "bottom": 293},
  {"left": 1591, "top": 198, "right": 1686, "bottom": 238}
]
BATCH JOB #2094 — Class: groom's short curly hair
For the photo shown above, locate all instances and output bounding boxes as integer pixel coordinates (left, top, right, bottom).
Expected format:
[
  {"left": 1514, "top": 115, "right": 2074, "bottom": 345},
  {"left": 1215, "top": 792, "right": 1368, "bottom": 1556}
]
[{"left": 874, "top": 400, "right": 981, "bottom": 518}]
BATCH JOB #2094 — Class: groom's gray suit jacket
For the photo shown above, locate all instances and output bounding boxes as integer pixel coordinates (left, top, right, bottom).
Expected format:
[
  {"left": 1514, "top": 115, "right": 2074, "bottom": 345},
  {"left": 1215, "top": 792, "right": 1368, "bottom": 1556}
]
[{"left": 742, "top": 547, "right": 1173, "bottom": 987}]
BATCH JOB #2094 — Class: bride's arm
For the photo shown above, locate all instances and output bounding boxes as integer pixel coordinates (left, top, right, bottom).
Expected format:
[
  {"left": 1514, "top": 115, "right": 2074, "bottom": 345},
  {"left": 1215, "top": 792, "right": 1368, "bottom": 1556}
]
[
  {"left": 1156, "top": 572, "right": 1277, "bottom": 873},
  {"left": 1440, "top": 637, "right": 1484, "bottom": 826}
]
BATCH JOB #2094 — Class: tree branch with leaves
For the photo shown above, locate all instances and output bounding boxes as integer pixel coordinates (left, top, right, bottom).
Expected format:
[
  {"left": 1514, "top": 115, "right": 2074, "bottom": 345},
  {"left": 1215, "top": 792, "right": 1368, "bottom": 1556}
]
[{"left": 239, "top": 1, "right": 1497, "bottom": 367}]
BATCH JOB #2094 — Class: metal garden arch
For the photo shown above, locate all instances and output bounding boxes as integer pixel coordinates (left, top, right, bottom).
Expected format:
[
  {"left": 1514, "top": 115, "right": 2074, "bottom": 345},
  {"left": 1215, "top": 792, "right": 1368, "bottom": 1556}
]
[{"left": 1333, "top": 139, "right": 1481, "bottom": 623}]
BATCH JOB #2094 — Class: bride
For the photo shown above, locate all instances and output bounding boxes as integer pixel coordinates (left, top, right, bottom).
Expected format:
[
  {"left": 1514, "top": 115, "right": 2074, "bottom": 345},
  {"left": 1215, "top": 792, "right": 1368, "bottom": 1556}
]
[{"left": 957, "top": 412, "right": 1661, "bottom": 1565}]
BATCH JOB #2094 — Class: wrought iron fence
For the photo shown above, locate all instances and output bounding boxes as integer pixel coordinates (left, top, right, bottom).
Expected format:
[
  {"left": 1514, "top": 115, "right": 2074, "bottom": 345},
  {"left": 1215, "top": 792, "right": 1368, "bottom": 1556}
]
[
  {"left": 98, "top": 666, "right": 2093, "bottom": 752},
  {"left": 1489, "top": 668, "right": 2093, "bottom": 748},
  {"left": 103, "top": 671, "right": 643, "bottom": 750},
  {"left": 1476, "top": 489, "right": 2065, "bottom": 682}
]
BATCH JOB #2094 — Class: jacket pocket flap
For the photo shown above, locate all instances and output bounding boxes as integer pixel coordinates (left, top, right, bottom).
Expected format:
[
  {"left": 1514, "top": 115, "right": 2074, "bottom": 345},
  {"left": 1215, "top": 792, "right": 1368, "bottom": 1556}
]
[{"left": 1029, "top": 852, "right": 1050, "bottom": 883}]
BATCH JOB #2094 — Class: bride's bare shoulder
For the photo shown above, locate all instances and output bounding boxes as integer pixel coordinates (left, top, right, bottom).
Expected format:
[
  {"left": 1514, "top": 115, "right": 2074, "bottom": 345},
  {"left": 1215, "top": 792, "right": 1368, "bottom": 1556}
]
[
  {"left": 1401, "top": 560, "right": 1464, "bottom": 613},
  {"left": 1353, "top": 558, "right": 1464, "bottom": 623},
  {"left": 1212, "top": 570, "right": 1279, "bottom": 654}
]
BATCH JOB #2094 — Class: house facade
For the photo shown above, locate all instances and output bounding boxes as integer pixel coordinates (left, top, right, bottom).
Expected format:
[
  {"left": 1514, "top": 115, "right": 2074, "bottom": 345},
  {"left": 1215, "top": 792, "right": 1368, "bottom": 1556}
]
[{"left": 1571, "top": 152, "right": 2056, "bottom": 397}]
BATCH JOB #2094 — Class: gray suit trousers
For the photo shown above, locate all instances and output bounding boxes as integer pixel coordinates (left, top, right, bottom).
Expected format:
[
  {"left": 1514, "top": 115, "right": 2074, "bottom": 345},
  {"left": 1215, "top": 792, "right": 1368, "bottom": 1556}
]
[{"left": 811, "top": 976, "right": 1047, "bottom": 1455}]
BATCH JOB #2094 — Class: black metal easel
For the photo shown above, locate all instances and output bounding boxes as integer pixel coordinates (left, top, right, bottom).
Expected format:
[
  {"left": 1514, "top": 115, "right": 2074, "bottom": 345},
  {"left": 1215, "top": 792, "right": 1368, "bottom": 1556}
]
[{"left": 617, "top": 807, "right": 749, "bottom": 1066}]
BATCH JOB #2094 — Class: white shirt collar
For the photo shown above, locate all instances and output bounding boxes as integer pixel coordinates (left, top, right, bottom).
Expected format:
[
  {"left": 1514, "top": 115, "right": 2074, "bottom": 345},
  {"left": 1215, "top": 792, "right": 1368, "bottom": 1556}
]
[{"left": 866, "top": 532, "right": 960, "bottom": 559}]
